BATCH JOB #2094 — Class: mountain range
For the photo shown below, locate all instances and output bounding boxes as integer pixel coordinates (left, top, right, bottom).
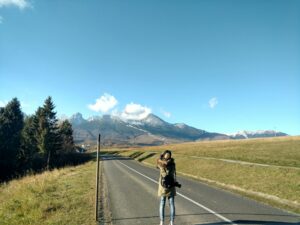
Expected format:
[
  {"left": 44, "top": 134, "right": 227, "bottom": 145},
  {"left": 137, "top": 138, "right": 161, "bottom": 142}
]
[{"left": 68, "top": 113, "right": 288, "bottom": 146}]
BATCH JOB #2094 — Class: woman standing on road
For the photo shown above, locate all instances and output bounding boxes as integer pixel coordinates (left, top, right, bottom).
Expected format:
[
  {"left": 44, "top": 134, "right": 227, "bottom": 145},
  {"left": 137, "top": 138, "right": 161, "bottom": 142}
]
[{"left": 157, "top": 150, "right": 177, "bottom": 225}]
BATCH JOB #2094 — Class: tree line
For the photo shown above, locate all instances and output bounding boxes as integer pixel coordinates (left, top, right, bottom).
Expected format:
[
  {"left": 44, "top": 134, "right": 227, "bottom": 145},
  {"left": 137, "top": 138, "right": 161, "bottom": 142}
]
[{"left": 0, "top": 96, "right": 89, "bottom": 181}]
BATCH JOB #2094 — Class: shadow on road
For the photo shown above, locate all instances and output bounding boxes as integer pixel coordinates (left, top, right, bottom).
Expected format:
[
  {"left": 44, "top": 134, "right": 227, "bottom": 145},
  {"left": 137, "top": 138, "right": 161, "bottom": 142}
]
[
  {"left": 100, "top": 155, "right": 133, "bottom": 161},
  {"left": 110, "top": 212, "right": 300, "bottom": 224},
  {"left": 198, "top": 221, "right": 300, "bottom": 224},
  {"left": 100, "top": 151, "right": 157, "bottom": 162},
  {"left": 128, "top": 151, "right": 144, "bottom": 159},
  {"left": 138, "top": 152, "right": 157, "bottom": 162},
  {"left": 111, "top": 215, "right": 159, "bottom": 221}
]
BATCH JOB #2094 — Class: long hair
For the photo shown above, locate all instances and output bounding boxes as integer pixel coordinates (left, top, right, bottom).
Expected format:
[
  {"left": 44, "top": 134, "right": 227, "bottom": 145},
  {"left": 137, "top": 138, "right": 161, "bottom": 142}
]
[{"left": 162, "top": 150, "right": 172, "bottom": 158}]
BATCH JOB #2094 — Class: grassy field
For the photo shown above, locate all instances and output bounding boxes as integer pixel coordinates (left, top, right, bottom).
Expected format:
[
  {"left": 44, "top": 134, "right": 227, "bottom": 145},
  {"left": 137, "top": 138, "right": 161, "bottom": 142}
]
[
  {"left": 112, "top": 136, "right": 300, "bottom": 167},
  {"left": 0, "top": 160, "right": 100, "bottom": 225},
  {"left": 106, "top": 136, "right": 300, "bottom": 214}
]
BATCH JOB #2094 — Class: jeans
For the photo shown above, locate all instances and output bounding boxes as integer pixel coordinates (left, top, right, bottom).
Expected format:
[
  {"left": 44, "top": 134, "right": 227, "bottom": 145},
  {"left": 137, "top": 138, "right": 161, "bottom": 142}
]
[{"left": 159, "top": 196, "right": 175, "bottom": 222}]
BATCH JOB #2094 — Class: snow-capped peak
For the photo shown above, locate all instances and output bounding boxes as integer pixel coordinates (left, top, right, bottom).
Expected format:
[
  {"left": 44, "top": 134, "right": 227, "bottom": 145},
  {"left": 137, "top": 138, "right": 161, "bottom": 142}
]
[
  {"left": 87, "top": 115, "right": 102, "bottom": 122},
  {"left": 69, "top": 113, "right": 85, "bottom": 125},
  {"left": 140, "top": 114, "right": 166, "bottom": 126},
  {"left": 174, "top": 123, "right": 187, "bottom": 129},
  {"left": 229, "top": 130, "right": 286, "bottom": 139}
]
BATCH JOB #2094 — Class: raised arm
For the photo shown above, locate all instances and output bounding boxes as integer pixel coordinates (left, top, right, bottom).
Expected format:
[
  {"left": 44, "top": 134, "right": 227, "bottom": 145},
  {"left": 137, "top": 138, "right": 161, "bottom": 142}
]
[{"left": 157, "top": 157, "right": 167, "bottom": 168}]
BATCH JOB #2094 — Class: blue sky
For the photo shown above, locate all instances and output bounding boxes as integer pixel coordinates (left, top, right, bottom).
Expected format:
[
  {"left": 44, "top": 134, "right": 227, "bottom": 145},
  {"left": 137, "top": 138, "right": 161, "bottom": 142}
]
[{"left": 0, "top": 0, "right": 299, "bottom": 135}]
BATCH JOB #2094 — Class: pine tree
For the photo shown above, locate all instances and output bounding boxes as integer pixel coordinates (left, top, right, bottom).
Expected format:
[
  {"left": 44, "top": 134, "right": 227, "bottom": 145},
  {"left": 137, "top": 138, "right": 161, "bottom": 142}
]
[
  {"left": 35, "top": 106, "right": 47, "bottom": 154},
  {"left": 59, "top": 120, "right": 75, "bottom": 153},
  {"left": 20, "top": 115, "right": 39, "bottom": 170},
  {"left": 35, "top": 97, "right": 62, "bottom": 170},
  {"left": 0, "top": 98, "right": 24, "bottom": 179}
]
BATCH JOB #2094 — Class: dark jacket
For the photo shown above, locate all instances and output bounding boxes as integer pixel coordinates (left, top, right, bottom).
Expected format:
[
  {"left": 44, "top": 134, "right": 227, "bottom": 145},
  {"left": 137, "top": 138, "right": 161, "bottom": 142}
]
[{"left": 157, "top": 157, "right": 176, "bottom": 197}]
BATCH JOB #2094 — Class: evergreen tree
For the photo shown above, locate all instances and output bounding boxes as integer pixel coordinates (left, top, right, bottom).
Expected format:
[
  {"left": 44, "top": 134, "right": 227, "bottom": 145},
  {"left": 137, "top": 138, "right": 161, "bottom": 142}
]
[
  {"left": 20, "top": 115, "right": 39, "bottom": 170},
  {"left": 35, "top": 97, "right": 62, "bottom": 170},
  {"left": 0, "top": 98, "right": 24, "bottom": 179},
  {"left": 35, "top": 106, "right": 47, "bottom": 154},
  {"left": 0, "top": 96, "right": 78, "bottom": 180},
  {"left": 59, "top": 120, "right": 75, "bottom": 153}
]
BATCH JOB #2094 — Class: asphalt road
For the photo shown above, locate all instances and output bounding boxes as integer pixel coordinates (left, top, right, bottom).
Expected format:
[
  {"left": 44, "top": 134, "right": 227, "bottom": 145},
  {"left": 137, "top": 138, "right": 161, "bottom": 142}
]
[{"left": 102, "top": 155, "right": 300, "bottom": 225}]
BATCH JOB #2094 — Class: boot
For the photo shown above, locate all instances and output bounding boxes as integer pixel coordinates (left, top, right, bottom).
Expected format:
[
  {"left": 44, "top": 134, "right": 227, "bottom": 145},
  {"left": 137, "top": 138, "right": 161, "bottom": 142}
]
[
  {"left": 169, "top": 221, "right": 174, "bottom": 225},
  {"left": 160, "top": 221, "right": 164, "bottom": 225}
]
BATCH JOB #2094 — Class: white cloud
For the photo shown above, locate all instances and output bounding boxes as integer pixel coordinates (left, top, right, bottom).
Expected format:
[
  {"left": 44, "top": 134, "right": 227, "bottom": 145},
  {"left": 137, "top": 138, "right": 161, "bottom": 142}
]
[
  {"left": 88, "top": 93, "right": 118, "bottom": 113},
  {"left": 121, "top": 103, "right": 151, "bottom": 120},
  {"left": 58, "top": 114, "right": 69, "bottom": 121},
  {"left": 161, "top": 109, "right": 171, "bottom": 118},
  {"left": 0, "top": 0, "right": 30, "bottom": 10},
  {"left": 209, "top": 97, "right": 218, "bottom": 109},
  {"left": 88, "top": 95, "right": 151, "bottom": 120},
  {"left": 0, "top": 100, "right": 30, "bottom": 109},
  {"left": 0, "top": 100, "right": 8, "bottom": 107},
  {"left": 20, "top": 101, "right": 30, "bottom": 108},
  {"left": 111, "top": 108, "right": 120, "bottom": 117}
]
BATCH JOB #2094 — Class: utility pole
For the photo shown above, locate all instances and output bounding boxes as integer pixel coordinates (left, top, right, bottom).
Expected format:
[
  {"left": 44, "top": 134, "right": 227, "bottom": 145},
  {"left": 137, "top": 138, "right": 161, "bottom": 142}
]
[{"left": 95, "top": 134, "right": 101, "bottom": 221}]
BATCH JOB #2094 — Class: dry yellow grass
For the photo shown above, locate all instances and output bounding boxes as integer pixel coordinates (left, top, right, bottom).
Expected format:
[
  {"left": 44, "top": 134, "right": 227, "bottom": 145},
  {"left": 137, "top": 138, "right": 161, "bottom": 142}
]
[
  {"left": 114, "top": 136, "right": 300, "bottom": 167},
  {"left": 0, "top": 161, "right": 98, "bottom": 225}
]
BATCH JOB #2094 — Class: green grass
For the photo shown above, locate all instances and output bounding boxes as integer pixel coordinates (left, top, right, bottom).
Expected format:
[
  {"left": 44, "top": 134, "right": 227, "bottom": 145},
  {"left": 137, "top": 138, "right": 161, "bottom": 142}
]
[
  {"left": 114, "top": 136, "right": 300, "bottom": 168},
  {"left": 0, "top": 161, "right": 98, "bottom": 225},
  {"left": 106, "top": 136, "right": 300, "bottom": 214}
]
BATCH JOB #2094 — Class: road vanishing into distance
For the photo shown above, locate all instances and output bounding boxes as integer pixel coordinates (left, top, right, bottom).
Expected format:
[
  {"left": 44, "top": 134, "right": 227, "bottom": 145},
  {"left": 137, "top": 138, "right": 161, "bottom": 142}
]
[{"left": 102, "top": 155, "right": 300, "bottom": 225}]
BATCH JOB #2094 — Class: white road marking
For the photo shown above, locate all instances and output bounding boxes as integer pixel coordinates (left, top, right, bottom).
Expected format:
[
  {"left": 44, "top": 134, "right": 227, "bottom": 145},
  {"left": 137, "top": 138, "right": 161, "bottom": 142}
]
[{"left": 118, "top": 160, "right": 238, "bottom": 225}]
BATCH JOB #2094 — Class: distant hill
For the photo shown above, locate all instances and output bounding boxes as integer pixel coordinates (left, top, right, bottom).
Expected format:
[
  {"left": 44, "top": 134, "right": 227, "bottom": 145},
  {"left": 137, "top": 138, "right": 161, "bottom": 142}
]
[
  {"left": 69, "top": 113, "right": 229, "bottom": 145},
  {"left": 68, "top": 113, "right": 288, "bottom": 146},
  {"left": 228, "top": 130, "right": 288, "bottom": 139}
]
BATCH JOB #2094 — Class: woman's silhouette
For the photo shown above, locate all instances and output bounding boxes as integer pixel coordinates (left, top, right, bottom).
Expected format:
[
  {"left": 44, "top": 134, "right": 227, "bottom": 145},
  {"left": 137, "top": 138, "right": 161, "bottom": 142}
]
[{"left": 157, "top": 150, "right": 176, "bottom": 225}]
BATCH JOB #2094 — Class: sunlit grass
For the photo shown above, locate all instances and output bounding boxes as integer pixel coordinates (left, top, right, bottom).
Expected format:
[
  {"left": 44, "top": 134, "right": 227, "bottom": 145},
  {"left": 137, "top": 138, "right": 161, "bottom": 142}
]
[
  {"left": 0, "top": 161, "right": 97, "bottom": 225},
  {"left": 117, "top": 136, "right": 300, "bottom": 167}
]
